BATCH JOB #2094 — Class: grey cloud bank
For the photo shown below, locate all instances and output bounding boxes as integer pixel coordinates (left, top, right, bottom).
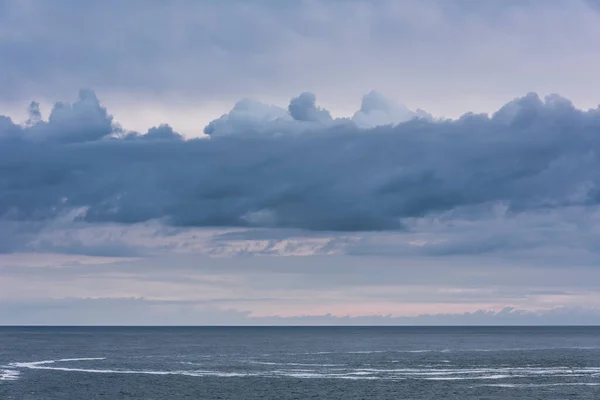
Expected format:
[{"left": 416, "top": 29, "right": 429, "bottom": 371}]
[{"left": 2, "top": 89, "right": 600, "bottom": 233}]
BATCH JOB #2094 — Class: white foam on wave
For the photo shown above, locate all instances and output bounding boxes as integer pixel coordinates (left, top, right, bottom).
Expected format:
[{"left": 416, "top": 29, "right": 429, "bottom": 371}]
[
  {"left": 458, "top": 346, "right": 600, "bottom": 353},
  {"left": 8, "top": 358, "right": 383, "bottom": 380},
  {"left": 479, "top": 382, "right": 600, "bottom": 388},
  {"left": 278, "top": 371, "right": 383, "bottom": 380},
  {"left": 0, "top": 369, "right": 20, "bottom": 381},
  {"left": 12, "top": 357, "right": 106, "bottom": 369},
  {"left": 11, "top": 357, "right": 600, "bottom": 383},
  {"left": 347, "top": 351, "right": 387, "bottom": 354},
  {"left": 315, "top": 346, "right": 600, "bottom": 355},
  {"left": 14, "top": 362, "right": 254, "bottom": 378},
  {"left": 291, "top": 346, "right": 600, "bottom": 357},
  {"left": 357, "top": 366, "right": 600, "bottom": 375},
  {"left": 15, "top": 365, "right": 381, "bottom": 380},
  {"left": 248, "top": 361, "right": 343, "bottom": 367},
  {"left": 425, "top": 374, "right": 520, "bottom": 381}
]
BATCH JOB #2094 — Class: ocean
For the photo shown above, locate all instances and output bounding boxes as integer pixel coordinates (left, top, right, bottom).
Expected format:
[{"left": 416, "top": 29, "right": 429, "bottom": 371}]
[{"left": 1, "top": 326, "right": 599, "bottom": 399}]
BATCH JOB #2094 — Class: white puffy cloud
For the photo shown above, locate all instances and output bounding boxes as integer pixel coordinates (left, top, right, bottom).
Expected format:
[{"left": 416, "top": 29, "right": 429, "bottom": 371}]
[{"left": 352, "top": 91, "right": 430, "bottom": 128}]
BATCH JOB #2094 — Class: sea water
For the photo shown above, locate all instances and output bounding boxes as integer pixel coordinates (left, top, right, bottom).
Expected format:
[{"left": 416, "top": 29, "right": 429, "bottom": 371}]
[{"left": 1, "top": 326, "right": 599, "bottom": 399}]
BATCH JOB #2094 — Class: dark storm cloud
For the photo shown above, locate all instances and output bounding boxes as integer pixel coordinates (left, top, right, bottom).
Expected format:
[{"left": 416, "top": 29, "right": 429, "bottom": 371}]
[{"left": 1, "top": 90, "right": 600, "bottom": 232}]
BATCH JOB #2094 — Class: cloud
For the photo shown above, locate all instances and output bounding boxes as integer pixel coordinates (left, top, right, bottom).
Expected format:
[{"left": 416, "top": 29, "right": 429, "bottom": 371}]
[
  {"left": 288, "top": 92, "right": 332, "bottom": 123},
  {"left": 1, "top": 89, "right": 600, "bottom": 235},
  {"left": 352, "top": 91, "right": 430, "bottom": 128},
  {"left": 347, "top": 204, "right": 600, "bottom": 259},
  {"left": 0, "top": 89, "right": 115, "bottom": 144},
  {"left": 2, "top": 0, "right": 600, "bottom": 123},
  {"left": 28, "top": 89, "right": 115, "bottom": 144},
  {"left": 3, "top": 0, "right": 600, "bottom": 325},
  {"left": 0, "top": 298, "right": 252, "bottom": 326},
  {"left": 1, "top": 297, "right": 599, "bottom": 325},
  {"left": 3, "top": 250, "right": 600, "bottom": 310},
  {"left": 5, "top": 202, "right": 600, "bottom": 263},
  {"left": 3, "top": 244, "right": 600, "bottom": 323},
  {"left": 203, "top": 99, "right": 291, "bottom": 136},
  {"left": 126, "top": 124, "right": 183, "bottom": 142},
  {"left": 256, "top": 307, "right": 600, "bottom": 326}
]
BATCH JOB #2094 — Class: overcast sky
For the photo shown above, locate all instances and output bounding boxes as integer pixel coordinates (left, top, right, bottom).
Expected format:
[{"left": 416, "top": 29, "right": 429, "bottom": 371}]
[{"left": 2, "top": 0, "right": 600, "bottom": 325}]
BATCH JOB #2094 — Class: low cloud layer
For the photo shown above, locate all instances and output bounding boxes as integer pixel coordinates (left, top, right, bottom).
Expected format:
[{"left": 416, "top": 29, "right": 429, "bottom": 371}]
[
  {"left": 2, "top": 241, "right": 600, "bottom": 319},
  {"left": 2, "top": 224, "right": 600, "bottom": 323},
  {"left": 1, "top": 90, "right": 600, "bottom": 233},
  {"left": 1, "top": 297, "right": 599, "bottom": 326}
]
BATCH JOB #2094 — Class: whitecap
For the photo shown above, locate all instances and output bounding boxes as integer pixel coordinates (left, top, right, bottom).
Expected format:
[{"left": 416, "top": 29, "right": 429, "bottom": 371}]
[
  {"left": 0, "top": 369, "right": 20, "bottom": 381},
  {"left": 248, "top": 361, "right": 343, "bottom": 367},
  {"left": 479, "top": 382, "right": 600, "bottom": 388},
  {"left": 425, "top": 374, "right": 518, "bottom": 381},
  {"left": 12, "top": 357, "right": 106, "bottom": 369},
  {"left": 276, "top": 371, "right": 382, "bottom": 380}
]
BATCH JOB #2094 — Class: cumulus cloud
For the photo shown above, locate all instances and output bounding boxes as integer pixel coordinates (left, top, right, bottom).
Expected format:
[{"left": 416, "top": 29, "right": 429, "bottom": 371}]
[
  {"left": 1, "top": 89, "right": 600, "bottom": 234},
  {"left": 126, "top": 124, "right": 183, "bottom": 141},
  {"left": 288, "top": 92, "right": 332, "bottom": 123},
  {"left": 352, "top": 91, "right": 430, "bottom": 128},
  {"left": 25, "top": 89, "right": 115, "bottom": 144},
  {"left": 203, "top": 98, "right": 292, "bottom": 136}
]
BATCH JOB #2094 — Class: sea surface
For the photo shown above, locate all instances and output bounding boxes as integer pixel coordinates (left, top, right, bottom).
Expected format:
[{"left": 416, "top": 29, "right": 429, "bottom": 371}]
[{"left": 1, "top": 326, "right": 600, "bottom": 399}]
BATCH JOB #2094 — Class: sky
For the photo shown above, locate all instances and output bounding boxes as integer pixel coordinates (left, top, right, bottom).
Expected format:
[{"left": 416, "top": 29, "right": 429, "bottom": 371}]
[{"left": 2, "top": 0, "right": 600, "bottom": 325}]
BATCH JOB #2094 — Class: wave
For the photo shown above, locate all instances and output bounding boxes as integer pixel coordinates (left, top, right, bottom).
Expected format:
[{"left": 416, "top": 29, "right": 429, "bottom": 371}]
[
  {"left": 13, "top": 359, "right": 254, "bottom": 378},
  {"left": 479, "top": 383, "right": 600, "bottom": 388},
  {"left": 10, "top": 357, "right": 600, "bottom": 382},
  {"left": 425, "top": 374, "right": 519, "bottom": 381},
  {"left": 0, "top": 369, "right": 20, "bottom": 381},
  {"left": 293, "top": 347, "right": 600, "bottom": 356},
  {"left": 11, "top": 364, "right": 380, "bottom": 380},
  {"left": 300, "top": 349, "right": 441, "bottom": 355},
  {"left": 246, "top": 361, "right": 344, "bottom": 367},
  {"left": 13, "top": 357, "right": 106, "bottom": 369}
]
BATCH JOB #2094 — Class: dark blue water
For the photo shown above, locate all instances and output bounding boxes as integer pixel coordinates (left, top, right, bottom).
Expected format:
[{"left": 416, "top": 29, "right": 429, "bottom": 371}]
[{"left": 1, "top": 326, "right": 600, "bottom": 399}]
